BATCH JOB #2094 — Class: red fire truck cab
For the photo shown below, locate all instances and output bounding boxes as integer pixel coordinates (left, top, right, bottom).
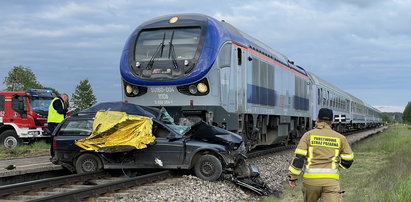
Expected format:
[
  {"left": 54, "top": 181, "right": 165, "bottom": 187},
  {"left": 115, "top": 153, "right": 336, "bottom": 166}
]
[{"left": 0, "top": 89, "right": 56, "bottom": 148}]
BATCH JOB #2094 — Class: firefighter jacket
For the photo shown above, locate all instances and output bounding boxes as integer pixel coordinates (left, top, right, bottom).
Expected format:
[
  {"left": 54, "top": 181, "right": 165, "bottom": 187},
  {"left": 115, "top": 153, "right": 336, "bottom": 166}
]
[
  {"left": 47, "top": 97, "right": 66, "bottom": 123},
  {"left": 288, "top": 122, "right": 354, "bottom": 186}
]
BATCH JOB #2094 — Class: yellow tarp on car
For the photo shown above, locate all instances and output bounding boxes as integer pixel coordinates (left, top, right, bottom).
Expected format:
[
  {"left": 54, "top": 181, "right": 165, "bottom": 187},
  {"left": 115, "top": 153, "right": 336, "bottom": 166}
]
[{"left": 75, "top": 111, "right": 155, "bottom": 153}]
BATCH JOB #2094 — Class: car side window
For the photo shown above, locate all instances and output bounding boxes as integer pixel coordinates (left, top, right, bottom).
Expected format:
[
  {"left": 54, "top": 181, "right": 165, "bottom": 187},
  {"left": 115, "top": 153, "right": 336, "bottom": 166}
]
[
  {"left": 57, "top": 119, "right": 93, "bottom": 136},
  {"left": 152, "top": 121, "right": 171, "bottom": 138}
]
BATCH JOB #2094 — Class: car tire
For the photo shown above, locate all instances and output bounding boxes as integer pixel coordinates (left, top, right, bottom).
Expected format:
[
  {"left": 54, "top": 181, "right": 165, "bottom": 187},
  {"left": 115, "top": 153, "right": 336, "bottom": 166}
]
[
  {"left": 194, "top": 154, "right": 222, "bottom": 181},
  {"left": 75, "top": 153, "right": 103, "bottom": 174},
  {"left": 0, "top": 130, "right": 22, "bottom": 148}
]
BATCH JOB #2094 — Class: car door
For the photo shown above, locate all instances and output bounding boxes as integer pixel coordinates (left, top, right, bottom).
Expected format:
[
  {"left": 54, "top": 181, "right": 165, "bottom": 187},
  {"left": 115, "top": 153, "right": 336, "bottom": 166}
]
[
  {"left": 132, "top": 120, "right": 184, "bottom": 168},
  {"left": 54, "top": 118, "right": 94, "bottom": 162}
]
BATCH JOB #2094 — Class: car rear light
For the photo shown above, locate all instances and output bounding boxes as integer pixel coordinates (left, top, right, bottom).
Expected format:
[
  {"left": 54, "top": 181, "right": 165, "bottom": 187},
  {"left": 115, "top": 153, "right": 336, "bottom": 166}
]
[{"left": 53, "top": 136, "right": 57, "bottom": 150}]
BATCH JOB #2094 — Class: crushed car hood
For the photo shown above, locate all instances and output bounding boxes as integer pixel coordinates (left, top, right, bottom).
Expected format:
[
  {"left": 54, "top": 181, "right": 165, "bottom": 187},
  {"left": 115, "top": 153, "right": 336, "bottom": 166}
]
[{"left": 186, "top": 121, "right": 242, "bottom": 145}]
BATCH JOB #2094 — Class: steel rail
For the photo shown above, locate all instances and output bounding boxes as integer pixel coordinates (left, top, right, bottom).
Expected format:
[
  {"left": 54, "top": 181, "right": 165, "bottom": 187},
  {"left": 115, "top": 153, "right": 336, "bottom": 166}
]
[
  {"left": 28, "top": 170, "right": 172, "bottom": 202},
  {"left": 0, "top": 171, "right": 106, "bottom": 198},
  {"left": 246, "top": 126, "right": 386, "bottom": 159}
]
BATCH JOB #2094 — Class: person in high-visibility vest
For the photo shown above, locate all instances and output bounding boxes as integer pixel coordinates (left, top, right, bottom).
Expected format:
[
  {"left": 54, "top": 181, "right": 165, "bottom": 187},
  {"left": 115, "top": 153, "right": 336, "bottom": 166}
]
[
  {"left": 47, "top": 93, "right": 69, "bottom": 158},
  {"left": 288, "top": 108, "right": 354, "bottom": 202},
  {"left": 47, "top": 93, "right": 69, "bottom": 134}
]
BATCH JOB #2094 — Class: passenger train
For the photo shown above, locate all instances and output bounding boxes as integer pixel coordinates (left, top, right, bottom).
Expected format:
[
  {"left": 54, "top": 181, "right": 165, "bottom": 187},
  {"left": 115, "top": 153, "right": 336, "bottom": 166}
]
[{"left": 120, "top": 14, "right": 382, "bottom": 148}]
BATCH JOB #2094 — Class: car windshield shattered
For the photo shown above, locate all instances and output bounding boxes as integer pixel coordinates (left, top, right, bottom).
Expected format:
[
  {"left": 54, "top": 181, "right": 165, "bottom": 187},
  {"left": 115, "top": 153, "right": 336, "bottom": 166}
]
[{"left": 158, "top": 107, "right": 191, "bottom": 135}]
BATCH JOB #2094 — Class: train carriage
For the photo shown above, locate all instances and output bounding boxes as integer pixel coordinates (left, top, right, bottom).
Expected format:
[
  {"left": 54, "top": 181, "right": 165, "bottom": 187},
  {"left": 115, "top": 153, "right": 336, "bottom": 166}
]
[{"left": 308, "top": 72, "right": 352, "bottom": 132}]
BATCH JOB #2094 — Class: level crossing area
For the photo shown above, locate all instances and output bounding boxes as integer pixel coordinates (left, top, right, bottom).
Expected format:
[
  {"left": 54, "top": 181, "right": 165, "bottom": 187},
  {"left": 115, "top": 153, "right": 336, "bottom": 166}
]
[{"left": 0, "top": 127, "right": 386, "bottom": 201}]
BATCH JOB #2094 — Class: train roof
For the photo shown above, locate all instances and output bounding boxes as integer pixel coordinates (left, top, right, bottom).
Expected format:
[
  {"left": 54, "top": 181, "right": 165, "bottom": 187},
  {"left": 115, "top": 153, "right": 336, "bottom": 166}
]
[
  {"left": 307, "top": 72, "right": 350, "bottom": 98},
  {"left": 220, "top": 20, "right": 308, "bottom": 77},
  {"left": 364, "top": 103, "right": 382, "bottom": 113}
]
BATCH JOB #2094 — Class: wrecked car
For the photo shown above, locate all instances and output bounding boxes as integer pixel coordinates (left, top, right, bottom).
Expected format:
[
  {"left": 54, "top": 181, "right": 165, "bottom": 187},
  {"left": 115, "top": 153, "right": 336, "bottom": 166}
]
[{"left": 51, "top": 102, "right": 249, "bottom": 181}]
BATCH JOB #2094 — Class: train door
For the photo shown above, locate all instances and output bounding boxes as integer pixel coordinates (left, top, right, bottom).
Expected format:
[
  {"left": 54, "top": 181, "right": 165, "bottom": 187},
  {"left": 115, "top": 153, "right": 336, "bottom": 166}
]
[
  {"left": 234, "top": 46, "right": 244, "bottom": 112},
  {"left": 219, "top": 43, "right": 237, "bottom": 113}
]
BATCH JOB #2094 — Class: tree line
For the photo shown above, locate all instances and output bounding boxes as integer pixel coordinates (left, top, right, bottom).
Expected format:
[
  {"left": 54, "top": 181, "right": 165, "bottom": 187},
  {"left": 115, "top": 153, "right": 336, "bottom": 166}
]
[{"left": 2, "top": 65, "right": 96, "bottom": 114}]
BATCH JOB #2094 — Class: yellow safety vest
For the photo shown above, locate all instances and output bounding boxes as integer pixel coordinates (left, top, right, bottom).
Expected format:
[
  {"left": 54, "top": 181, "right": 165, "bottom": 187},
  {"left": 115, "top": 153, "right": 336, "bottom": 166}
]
[{"left": 47, "top": 98, "right": 65, "bottom": 123}]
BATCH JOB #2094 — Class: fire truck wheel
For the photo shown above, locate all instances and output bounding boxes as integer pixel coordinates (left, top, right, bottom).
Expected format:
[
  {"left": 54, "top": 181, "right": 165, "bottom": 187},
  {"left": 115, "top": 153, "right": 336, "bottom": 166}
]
[{"left": 0, "top": 130, "right": 21, "bottom": 148}]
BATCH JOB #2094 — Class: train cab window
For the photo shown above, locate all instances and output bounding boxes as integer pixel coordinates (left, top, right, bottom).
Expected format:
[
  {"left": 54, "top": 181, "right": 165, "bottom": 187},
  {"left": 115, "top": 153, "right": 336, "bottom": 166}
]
[
  {"left": 0, "top": 95, "right": 4, "bottom": 110},
  {"left": 218, "top": 43, "right": 232, "bottom": 68},
  {"left": 134, "top": 28, "right": 201, "bottom": 61}
]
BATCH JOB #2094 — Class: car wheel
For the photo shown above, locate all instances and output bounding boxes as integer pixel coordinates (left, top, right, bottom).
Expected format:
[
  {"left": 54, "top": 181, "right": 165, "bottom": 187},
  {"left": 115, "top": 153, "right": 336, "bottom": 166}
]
[
  {"left": 194, "top": 154, "right": 222, "bottom": 181},
  {"left": 0, "top": 130, "right": 21, "bottom": 148},
  {"left": 75, "top": 153, "right": 103, "bottom": 174}
]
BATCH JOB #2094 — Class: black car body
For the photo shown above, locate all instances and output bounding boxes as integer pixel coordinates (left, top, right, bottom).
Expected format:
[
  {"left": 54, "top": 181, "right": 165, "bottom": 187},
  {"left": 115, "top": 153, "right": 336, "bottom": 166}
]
[{"left": 51, "top": 102, "right": 246, "bottom": 181}]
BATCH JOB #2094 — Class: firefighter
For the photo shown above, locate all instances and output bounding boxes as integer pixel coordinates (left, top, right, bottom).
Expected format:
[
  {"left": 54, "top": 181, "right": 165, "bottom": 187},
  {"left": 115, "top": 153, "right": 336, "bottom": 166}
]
[
  {"left": 47, "top": 93, "right": 69, "bottom": 158},
  {"left": 287, "top": 108, "right": 354, "bottom": 202}
]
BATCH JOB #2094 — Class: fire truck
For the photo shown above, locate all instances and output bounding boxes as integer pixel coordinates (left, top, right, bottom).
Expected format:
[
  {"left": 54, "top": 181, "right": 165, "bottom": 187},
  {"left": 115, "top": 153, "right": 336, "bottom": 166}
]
[{"left": 0, "top": 89, "right": 56, "bottom": 148}]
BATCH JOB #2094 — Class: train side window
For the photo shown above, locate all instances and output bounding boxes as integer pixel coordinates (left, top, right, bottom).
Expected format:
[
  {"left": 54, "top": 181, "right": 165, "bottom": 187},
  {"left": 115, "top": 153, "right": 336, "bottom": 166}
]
[
  {"left": 252, "top": 58, "right": 259, "bottom": 86},
  {"left": 328, "top": 93, "right": 331, "bottom": 107},
  {"left": 0, "top": 95, "right": 4, "bottom": 110},
  {"left": 237, "top": 48, "right": 242, "bottom": 65},
  {"left": 268, "top": 64, "right": 275, "bottom": 89},
  {"left": 261, "top": 61, "right": 268, "bottom": 88},
  {"left": 317, "top": 89, "right": 321, "bottom": 105},
  {"left": 218, "top": 44, "right": 232, "bottom": 68}
]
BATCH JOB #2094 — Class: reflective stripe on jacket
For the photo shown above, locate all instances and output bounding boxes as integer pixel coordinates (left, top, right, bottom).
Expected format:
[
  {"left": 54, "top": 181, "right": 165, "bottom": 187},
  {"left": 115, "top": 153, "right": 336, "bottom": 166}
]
[{"left": 47, "top": 97, "right": 65, "bottom": 123}]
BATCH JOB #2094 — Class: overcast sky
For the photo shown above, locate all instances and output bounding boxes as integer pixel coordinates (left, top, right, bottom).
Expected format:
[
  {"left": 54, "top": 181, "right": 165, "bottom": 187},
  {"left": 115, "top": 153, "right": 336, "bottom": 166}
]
[{"left": 0, "top": 0, "right": 409, "bottom": 112}]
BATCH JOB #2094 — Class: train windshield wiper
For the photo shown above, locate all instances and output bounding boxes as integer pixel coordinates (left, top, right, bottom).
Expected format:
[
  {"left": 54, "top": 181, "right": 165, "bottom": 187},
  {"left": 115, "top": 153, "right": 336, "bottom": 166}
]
[
  {"left": 146, "top": 32, "right": 166, "bottom": 69},
  {"left": 168, "top": 31, "right": 179, "bottom": 69}
]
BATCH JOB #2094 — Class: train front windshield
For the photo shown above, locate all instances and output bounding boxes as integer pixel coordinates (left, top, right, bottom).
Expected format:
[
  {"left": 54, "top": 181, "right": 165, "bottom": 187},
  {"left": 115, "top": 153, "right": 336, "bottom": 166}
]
[
  {"left": 135, "top": 28, "right": 201, "bottom": 61},
  {"left": 133, "top": 28, "right": 201, "bottom": 79}
]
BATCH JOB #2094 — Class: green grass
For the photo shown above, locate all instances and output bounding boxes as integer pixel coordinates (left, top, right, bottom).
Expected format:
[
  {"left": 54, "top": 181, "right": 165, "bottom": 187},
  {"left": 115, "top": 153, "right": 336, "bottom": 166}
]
[
  {"left": 0, "top": 141, "right": 50, "bottom": 159},
  {"left": 261, "top": 125, "right": 411, "bottom": 202}
]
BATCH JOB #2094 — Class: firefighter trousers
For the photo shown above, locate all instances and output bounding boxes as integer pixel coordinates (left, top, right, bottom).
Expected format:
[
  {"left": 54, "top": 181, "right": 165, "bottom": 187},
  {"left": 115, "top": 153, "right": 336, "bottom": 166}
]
[{"left": 302, "top": 182, "right": 341, "bottom": 202}]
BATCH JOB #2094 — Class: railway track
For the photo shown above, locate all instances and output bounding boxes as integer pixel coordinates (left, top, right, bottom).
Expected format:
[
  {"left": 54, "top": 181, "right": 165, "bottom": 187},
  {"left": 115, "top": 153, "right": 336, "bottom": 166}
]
[
  {"left": 246, "top": 126, "right": 387, "bottom": 159},
  {"left": 0, "top": 170, "right": 172, "bottom": 201}
]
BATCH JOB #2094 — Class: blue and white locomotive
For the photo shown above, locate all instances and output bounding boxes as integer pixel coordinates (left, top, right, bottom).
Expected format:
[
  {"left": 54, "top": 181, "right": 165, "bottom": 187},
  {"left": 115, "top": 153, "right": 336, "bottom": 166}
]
[{"left": 120, "top": 13, "right": 381, "bottom": 148}]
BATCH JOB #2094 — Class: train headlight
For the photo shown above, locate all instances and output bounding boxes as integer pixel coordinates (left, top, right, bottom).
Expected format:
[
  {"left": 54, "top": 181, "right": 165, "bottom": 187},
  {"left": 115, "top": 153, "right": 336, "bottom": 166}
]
[
  {"left": 123, "top": 82, "right": 147, "bottom": 97},
  {"left": 197, "top": 83, "right": 208, "bottom": 93},
  {"left": 132, "top": 86, "right": 139, "bottom": 95},
  {"left": 126, "top": 85, "right": 133, "bottom": 94},
  {"left": 188, "top": 85, "right": 198, "bottom": 94},
  {"left": 176, "top": 78, "right": 210, "bottom": 96}
]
